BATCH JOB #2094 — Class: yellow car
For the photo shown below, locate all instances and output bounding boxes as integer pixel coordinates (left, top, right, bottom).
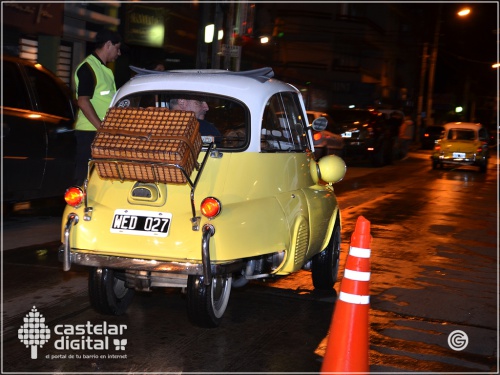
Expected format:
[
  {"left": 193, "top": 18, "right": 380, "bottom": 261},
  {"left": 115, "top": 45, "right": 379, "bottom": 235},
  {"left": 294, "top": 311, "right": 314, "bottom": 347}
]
[
  {"left": 59, "top": 67, "right": 346, "bottom": 327},
  {"left": 431, "top": 122, "right": 490, "bottom": 173}
]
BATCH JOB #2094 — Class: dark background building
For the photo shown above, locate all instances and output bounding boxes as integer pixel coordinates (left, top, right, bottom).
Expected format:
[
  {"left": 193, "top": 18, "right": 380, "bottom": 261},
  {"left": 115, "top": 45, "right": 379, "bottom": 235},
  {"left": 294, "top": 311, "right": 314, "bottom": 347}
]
[{"left": 2, "top": 2, "right": 497, "bottom": 131}]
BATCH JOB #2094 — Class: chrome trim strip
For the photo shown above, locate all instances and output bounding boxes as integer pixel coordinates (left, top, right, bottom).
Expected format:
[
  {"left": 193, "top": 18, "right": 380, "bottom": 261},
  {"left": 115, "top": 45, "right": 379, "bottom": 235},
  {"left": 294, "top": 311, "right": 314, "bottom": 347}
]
[
  {"left": 63, "top": 213, "right": 79, "bottom": 271},
  {"left": 58, "top": 247, "right": 244, "bottom": 275},
  {"left": 201, "top": 224, "right": 215, "bottom": 285}
]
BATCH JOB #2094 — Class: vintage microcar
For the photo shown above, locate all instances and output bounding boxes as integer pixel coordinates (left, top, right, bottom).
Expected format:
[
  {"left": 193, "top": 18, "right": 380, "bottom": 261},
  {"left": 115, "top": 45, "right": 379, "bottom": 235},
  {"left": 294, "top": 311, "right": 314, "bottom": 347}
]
[
  {"left": 431, "top": 122, "right": 490, "bottom": 173},
  {"left": 60, "top": 67, "right": 346, "bottom": 327}
]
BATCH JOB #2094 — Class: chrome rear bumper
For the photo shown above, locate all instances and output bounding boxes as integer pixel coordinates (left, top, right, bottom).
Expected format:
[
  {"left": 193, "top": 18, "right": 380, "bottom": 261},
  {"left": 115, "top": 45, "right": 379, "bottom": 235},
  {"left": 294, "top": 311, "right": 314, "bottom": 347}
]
[
  {"left": 60, "top": 212, "right": 243, "bottom": 278},
  {"left": 57, "top": 246, "right": 243, "bottom": 275}
]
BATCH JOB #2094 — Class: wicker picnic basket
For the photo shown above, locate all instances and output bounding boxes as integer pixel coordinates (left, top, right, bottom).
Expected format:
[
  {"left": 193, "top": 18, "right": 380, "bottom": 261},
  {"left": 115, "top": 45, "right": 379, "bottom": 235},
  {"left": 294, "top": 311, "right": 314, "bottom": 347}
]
[{"left": 91, "top": 107, "right": 202, "bottom": 184}]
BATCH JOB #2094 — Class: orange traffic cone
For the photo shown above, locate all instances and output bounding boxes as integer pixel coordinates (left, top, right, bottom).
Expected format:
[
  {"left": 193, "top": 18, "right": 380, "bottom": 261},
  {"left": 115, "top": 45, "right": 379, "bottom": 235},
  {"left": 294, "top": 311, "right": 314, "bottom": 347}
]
[{"left": 321, "top": 215, "right": 372, "bottom": 374}]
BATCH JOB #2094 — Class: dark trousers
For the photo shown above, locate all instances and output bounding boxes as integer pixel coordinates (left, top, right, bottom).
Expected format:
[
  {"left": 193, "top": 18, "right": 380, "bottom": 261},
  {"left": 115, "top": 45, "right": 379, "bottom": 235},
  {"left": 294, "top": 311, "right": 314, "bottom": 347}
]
[{"left": 74, "top": 130, "right": 96, "bottom": 186}]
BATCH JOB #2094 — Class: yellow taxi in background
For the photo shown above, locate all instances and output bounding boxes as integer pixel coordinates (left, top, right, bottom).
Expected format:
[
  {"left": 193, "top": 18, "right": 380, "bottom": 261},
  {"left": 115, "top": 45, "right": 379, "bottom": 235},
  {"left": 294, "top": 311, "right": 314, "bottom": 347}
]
[
  {"left": 59, "top": 67, "right": 346, "bottom": 327},
  {"left": 431, "top": 122, "right": 490, "bottom": 173}
]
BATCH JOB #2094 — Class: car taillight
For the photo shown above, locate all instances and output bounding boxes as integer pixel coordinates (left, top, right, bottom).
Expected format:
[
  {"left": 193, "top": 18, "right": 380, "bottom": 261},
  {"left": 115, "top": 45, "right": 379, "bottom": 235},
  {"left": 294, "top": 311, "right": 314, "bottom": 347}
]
[
  {"left": 313, "top": 132, "right": 322, "bottom": 141},
  {"left": 434, "top": 145, "right": 441, "bottom": 151},
  {"left": 200, "top": 197, "right": 221, "bottom": 219},
  {"left": 65, "top": 186, "right": 85, "bottom": 207}
]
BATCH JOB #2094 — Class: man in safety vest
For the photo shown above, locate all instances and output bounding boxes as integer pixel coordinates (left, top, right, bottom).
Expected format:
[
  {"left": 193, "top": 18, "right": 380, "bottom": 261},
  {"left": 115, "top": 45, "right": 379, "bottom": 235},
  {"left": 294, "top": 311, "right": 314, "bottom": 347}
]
[{"left": 73, "top": 28, "right": 123, "bottom": 185}]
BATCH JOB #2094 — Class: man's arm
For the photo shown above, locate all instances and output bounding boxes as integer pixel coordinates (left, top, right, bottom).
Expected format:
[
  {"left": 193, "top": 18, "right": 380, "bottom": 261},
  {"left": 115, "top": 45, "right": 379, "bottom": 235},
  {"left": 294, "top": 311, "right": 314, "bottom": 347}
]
[
  {"left": 77, "top": 96, "right": 103, "bottom": 130},
  {"left": 76, "top": 62, "right": 102, "bottom": 129}
]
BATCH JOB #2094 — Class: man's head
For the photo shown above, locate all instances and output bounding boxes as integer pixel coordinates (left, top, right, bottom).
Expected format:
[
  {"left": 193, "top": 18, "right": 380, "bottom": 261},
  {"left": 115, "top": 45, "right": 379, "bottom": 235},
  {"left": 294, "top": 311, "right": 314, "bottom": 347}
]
[
  {"left": 95, "top": 29, "right": 123, "bottom": 64},
  {"left": 170, "top": 98, "right": 209, "bottom": 120}
]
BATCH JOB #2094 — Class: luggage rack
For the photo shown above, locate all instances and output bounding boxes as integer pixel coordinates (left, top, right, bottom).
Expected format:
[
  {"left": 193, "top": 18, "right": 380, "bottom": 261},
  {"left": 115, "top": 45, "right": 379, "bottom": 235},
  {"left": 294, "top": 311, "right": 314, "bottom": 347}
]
[
  {"left": 82, "top": 142, "right": 218, "bottom": 231},
  {"left": 129, "top": 65, "right": 274, "bottom": 82}
]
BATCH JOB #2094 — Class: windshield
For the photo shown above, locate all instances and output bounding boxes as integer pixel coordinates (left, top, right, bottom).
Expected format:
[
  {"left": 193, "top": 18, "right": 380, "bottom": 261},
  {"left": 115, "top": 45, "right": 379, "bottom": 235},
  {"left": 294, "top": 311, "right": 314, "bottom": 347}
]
[{"left": 114, "top": 91, "right": 249, "bottom": 150}]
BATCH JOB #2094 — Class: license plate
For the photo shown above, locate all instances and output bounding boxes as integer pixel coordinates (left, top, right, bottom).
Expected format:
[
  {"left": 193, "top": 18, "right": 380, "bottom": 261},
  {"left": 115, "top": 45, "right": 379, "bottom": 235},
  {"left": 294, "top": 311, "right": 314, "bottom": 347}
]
[
  {"left": 111, "top": 209, "right": 172, "bottom": 237},
  {"left": 341, "top": 132, "right": 352, "bottom": 138},
  {"left": 453, "top": 152, "right": 466, "bottom": 158}
]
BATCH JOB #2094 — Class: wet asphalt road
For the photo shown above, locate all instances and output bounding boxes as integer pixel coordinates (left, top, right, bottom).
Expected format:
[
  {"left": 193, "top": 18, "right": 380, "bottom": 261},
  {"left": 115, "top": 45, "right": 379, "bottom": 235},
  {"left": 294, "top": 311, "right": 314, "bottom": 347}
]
[{"left": 1, "top": 149, "right": 498, "bottom": 373}]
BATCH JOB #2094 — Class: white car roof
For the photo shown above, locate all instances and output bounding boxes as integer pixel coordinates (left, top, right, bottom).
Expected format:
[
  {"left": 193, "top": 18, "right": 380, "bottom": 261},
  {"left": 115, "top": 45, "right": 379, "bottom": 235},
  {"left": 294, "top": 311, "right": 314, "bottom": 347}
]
[
  {"left": 443, "top": 122, "right": 483, "bottom": 130},
  {"left": 113, "top": 67, "right": 300, "bottom": 109}
]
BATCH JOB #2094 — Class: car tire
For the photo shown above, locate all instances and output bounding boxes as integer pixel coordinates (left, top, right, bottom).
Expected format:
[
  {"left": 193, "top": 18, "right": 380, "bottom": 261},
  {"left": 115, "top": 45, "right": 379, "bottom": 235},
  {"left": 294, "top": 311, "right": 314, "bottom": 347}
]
[
  {"left": 311, "top": 217, "right": 341, "bottom": 290},
  {"left": 187, "top": 274, "right": 232, "bottom": 328},
  {"left": 88, "top": 267, "right": 135, "bottom": 315}
]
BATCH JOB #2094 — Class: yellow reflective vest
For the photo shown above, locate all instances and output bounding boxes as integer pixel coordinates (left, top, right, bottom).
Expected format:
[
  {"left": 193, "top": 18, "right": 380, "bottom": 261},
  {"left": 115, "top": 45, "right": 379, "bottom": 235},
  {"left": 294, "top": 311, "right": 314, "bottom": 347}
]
[{"left": 74, "top": 54, "right": 116, "bottom": 131}]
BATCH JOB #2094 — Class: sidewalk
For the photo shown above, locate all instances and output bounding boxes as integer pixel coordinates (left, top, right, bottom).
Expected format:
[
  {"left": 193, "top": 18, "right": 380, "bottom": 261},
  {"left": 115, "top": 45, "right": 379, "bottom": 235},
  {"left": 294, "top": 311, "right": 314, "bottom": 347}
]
[{"left": 1, "top": 216, "right": 62, "bottom": 251}]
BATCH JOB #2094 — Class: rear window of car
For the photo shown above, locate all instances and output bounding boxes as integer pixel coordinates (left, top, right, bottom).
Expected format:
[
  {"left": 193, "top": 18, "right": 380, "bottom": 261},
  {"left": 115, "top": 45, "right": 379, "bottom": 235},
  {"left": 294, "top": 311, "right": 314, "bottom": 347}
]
[
  {"left": 447, "top": 129, "right": 476, "bottom": 141},
  {"left": 114, "top": 91, "right": 249, "bottom": 150}
]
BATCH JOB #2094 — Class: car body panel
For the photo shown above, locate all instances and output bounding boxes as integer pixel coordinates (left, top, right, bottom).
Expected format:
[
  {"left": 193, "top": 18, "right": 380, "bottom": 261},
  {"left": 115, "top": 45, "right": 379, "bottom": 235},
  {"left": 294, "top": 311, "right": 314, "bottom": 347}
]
[
  {"left": 2, "top": 55, "right": 76, "bottom": 203},
  {"left": 326, "top": 108, "right": 388, "bottom": 164},
  {"left": 63, "top": 149, "right": 338, "bottom": 271}
]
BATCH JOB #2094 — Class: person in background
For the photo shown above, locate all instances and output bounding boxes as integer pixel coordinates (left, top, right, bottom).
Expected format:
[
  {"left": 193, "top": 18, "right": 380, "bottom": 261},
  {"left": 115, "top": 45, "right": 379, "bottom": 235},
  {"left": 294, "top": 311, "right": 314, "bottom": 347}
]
[
  {"left": 169, "top": 98, "right": 221, "bottom": 138},
  {"left": 384, "top": 111, "right": 403, "bottom": 164},
  {"left": 399, "top": 115, "right": 414, "bottom": 160},
  {"left": 146, "top": 60, "right": 166, "bottom": 71},
  {"left": 73, "top": 28, "right": 123, "bottom": 185}
]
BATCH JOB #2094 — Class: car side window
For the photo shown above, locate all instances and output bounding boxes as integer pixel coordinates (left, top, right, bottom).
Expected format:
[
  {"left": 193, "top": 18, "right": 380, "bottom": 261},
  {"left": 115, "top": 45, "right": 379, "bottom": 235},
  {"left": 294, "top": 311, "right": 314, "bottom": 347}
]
[
  {"left": 2, "top": 61, "right": 31, "bottom": 110},
  {"left": 25, "top": 66, "right": 74, "bottom": 119},
  {"left": 261, "top": 92, "right": 308, "bottom": 152}
]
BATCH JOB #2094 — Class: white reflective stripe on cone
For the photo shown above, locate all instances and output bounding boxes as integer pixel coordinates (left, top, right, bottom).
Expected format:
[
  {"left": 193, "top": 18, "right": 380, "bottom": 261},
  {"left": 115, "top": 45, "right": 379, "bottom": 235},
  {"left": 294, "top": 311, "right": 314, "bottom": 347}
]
[
  {"left": 349, "top": 246, "right": 371, "bottom": 258},
  {"left": 344, "top": 269, "right": 370, "bottom": 281},
  {"left": 339, "top": 291, "right": 370, "bottom": 305}
]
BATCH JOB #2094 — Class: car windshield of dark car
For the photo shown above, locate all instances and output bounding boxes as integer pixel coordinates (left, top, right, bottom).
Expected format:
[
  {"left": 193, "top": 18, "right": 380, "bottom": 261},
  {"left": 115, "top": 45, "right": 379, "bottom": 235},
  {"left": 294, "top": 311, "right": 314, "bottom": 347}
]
[
  {"left": 447, "top": 129, "right": 476, "bottom": 141},
  {"left": 114, "top": 92, "right": 248, "bottom": 150}
]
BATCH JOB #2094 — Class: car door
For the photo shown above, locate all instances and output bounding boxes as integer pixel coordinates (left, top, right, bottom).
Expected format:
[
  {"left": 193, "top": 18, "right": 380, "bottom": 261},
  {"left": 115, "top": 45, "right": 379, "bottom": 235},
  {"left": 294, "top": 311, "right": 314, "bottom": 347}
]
[
  {"left": 2, "top": 59, "right": 47, "bottom": 201},
  {"left": 23, "top": 64, "right": 76, "bottom": 197}
]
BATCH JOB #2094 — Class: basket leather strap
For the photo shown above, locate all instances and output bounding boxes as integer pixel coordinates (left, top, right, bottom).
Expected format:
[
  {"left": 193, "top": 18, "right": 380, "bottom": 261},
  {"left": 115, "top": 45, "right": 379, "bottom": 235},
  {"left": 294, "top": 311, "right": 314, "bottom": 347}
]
[{"left": 98, "top": 128, "right": 200, "bottom": 161}]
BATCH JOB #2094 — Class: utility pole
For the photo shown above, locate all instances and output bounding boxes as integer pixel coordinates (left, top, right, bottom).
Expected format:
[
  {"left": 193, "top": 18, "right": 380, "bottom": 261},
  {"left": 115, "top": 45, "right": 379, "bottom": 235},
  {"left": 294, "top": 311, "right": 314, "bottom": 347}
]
[
  {"left": 426, "top": 3, "right": 443, "bottom": 127},
  {"left": 416, "top": 42, "right": 428, "bottom": 142}
]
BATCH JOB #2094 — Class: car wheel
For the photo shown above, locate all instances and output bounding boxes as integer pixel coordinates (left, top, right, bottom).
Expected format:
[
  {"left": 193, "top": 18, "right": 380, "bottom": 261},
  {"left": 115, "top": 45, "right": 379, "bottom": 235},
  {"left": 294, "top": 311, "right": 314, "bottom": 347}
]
[
  {"left": 88, "top": 267, "right": 135, "bottom": 315},
  {"left": 187, "top": 274, "right": 232, "bottom": 328},
  {"left": 311, "top": 218, "right": 341, "bottom": 290}
]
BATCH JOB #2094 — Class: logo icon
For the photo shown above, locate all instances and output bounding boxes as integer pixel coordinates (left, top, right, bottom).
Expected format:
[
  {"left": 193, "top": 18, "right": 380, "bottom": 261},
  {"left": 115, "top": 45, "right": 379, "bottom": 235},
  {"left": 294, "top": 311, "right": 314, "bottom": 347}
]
[
  {"left": 114, "top": 339, "right": 127, "bottom": 350},
  {"left": 18, "top": 306, "right": 51, "bottom": 359},
  {"left": 448, "top": 330, "right": 469, "bottom": 351}
]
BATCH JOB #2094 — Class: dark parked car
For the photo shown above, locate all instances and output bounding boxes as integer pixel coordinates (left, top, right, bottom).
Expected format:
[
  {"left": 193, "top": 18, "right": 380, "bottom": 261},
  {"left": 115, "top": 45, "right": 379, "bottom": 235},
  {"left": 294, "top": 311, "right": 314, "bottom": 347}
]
[
  {"left": 2, "top": 55, "right": 77, "bottom": 205},
  {"left": 327, "top": 108, "right": 388, "bottom": 166},
  {"left": 306, "top": 110, "right": 345, "bottom": 158},
  {"left": 421, "top": 125, "right": 445, "bottom": 150}
]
